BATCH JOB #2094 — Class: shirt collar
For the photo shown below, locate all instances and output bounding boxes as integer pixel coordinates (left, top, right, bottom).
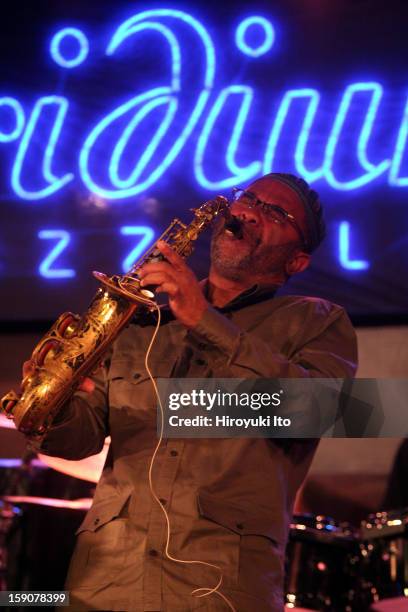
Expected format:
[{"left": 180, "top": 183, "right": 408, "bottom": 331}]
[
  {"left": 132, "top": 280, "right": 279, "bottom": 326},
  {"left": 201, "top": 279, "right": 279, "bottom": 313}
]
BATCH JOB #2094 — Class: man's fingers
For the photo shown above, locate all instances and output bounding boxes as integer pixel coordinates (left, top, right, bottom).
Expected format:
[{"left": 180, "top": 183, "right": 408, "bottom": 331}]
[
  {"left": 139, "top": 261, "right": 176, "bottom": 278},
  {"left": 140, "top": 271, "right": 176, "bottom": 288},
  {"left": 22, "top": 359, "right": 35, "bottom": 378},
  {"left": 156, "top": 240, "right": 186, "bottom": 269},
  {"left": 155, "top": 282, "right": 179, "bottom": 297},
  {"left": 78, "top": 377, "right": 95, "bottom": 394}
]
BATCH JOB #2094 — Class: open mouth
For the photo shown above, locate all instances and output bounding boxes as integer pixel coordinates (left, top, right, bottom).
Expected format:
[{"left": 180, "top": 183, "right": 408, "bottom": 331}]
[{"left": 224, "top": 216, "right": 244, "bottom": 239}]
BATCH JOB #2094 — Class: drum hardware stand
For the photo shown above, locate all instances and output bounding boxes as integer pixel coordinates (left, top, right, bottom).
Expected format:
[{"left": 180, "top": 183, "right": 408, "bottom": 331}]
[
  {"left": 1, "top": 450, "right": 37, "bottom": 496},
  {"left": 0, "top": 449, "right": 35, "bottom": 591},
  {"left": 0, "top": 500, "right": 21, "bottom": 591}
]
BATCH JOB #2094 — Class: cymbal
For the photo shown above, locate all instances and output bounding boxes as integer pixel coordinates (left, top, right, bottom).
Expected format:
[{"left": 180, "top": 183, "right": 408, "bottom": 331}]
[
  {"left": 0, "top": 458, "right": 47, "bottom": 469},
  {"left": 38, "top": 438, "right": 110, "bottom": 483},
  {"left": 0, "top": 413, "right": 28, "bottom": 458},
  {"left": 370, "top": 598, "right": 408, "bottom": 612},
  {"left": 2, "top": 495, "right": 92, "bottom": 510},
  {"left": 0, "top": 412, "right": 109, "bottom": 482},
  {"left": 0, "top": 413, "right": 17, "bottom": 430}
]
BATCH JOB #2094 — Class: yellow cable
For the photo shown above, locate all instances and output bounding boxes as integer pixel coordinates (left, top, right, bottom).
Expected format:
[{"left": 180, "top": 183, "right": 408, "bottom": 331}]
[{"left": 143, "top": 299, "right": 237, "bottom": 611}]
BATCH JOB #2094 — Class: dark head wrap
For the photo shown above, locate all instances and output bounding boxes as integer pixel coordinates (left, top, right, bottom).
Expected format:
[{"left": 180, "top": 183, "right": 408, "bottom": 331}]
[{"left": 260, "top": 173, "right": 325, "bottom": 253}]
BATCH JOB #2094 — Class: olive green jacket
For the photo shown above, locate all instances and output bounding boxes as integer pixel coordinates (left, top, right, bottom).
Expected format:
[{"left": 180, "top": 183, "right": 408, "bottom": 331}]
[{"left": 36, "top": 288, "right": 357, "bottom": 611}]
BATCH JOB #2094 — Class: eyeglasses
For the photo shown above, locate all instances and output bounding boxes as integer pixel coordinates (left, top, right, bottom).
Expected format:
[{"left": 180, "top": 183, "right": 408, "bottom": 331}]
[{"left": 231, "top": 187, "right": 308, "bottom": 248}]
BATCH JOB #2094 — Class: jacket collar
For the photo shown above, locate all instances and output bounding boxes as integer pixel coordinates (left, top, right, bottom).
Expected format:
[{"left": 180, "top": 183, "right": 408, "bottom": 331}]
[
  {"left": 201, "top": 279, "right": 279, "bottom": 313},
  {"left": 131, "top": 279, "right": 279, "bottom": 326}
]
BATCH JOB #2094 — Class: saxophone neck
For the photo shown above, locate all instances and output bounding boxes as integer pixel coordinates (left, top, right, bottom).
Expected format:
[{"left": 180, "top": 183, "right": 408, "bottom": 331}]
[{"left": 129, "top": 195, "right": 230, "bottom": 273}]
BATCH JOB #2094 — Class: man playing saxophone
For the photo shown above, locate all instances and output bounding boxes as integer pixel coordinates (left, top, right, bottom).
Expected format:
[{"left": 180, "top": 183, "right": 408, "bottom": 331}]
[{"left": 24, "top": 172, "right": 357, "bottom": 611}]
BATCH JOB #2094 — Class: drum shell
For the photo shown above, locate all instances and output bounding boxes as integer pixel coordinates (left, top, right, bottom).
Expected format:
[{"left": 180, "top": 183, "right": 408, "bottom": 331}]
[
  {"left": 285, "top": 513, "right": 364, "bottom": 611},
  {"left": 360, "top": 509, "right": 408, "bottom": 602}
]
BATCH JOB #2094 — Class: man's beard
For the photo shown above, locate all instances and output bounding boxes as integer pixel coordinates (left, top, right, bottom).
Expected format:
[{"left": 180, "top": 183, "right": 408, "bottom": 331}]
[{"left": 210, "top": 219, "right": 299, "bottom": 281}]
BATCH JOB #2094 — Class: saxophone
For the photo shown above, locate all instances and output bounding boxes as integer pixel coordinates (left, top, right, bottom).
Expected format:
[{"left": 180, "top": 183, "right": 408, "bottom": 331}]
[{"left": 1, "top": 196, "right": 229, "bottom": 438}]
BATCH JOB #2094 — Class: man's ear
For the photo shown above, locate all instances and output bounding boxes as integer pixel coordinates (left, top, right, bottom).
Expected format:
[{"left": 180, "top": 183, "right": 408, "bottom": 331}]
[{"left": 285, "top": 251, "right": 311, "bottom": 276}]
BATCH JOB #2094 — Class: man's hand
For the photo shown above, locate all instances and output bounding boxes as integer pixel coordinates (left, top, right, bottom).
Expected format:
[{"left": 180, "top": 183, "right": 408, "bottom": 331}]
[
  {"left": 138, "top": 240, "right": 209, "bottom": 328},
  {"left": 22, "top": 359, "right": 35, "bottom": 379},
  {"left": 22, "top": 359, "right": 95, "bottom": 394}
]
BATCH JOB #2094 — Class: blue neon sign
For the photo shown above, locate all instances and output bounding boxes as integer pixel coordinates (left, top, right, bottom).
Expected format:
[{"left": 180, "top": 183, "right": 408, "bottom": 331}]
[
  {"left": 1, "top": 9, "right": 408, "bottom": 201},
  {"left": 33, "top": 224, "right": 373, "bottom": 279}
]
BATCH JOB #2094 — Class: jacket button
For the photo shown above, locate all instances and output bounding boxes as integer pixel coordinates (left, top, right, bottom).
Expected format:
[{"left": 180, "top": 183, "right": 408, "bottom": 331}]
[
  {"left": 94, "top": 518, "right": 100, "bottom": 526},
  {"left": 170, "top": 450, "right": 178, "bottom": 457},
  {"left": 149, "top": 549, "right": 158, "bottom": 557},
  {"left": 236, "top": 523, "right": 244, "bottom": 530},
  {"left": 133, "top": 373, "right": 141, "bottom": 380}
]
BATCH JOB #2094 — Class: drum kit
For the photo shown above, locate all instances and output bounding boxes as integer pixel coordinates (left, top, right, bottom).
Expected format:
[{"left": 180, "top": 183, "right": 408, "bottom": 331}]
[
  {"left": 1, "top": 415, "right": 407, "bottom": 609},
  {"left": 285, "top": 511, "right": 408, "bottom": 611},
  {"left": 0, "top": 413, "right": 105, "bottom": 592}
]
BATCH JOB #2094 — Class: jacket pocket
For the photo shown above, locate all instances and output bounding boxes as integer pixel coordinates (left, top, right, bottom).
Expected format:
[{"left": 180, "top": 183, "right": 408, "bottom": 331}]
[
  {"left": 197, "top": 491, "right": 280, "bottom": 546},
  {"left": 197, "top": 491, "right": 284, "bottom": 595},
  {"left": 107, "top": 359, "right": 149, "bottom": 385},
  {"left": 107, "top": 359, "right": 151, "bottom": 419},
  {"left": 75, "top": 491, "right": 131, "bottom": 535},
  {"left": 195, "top": 492, "right": 244, "bottom": 585},
  {"left": 67, "top": 493, "right": 132, "bottom": 590}
]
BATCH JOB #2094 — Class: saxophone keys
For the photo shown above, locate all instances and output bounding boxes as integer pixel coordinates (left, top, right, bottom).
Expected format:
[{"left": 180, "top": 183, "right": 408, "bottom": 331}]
[
  {"left": 56, "top": 312, "right": 80, "bottom": 338},
  {"left": 140, "top": 288, "right": 155, "bottom": 299},
  {"left": 1, "top": 391, "right": 19, "bottom": 417},
  {"left": 32, "top": 339, "right": 61, "bottom": 367}
]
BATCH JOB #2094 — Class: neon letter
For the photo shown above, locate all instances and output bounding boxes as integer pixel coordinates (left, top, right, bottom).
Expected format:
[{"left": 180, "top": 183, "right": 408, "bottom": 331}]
[
  {"left": 195, "top": 86, "right": 261, "bottom": 189},
  {"left": 389, "top": 94, "right": 408, "bottom": 186},
  {"left": 324, "top": 83, "right": 390, "bottom": 190},
  {"left": 263, "top": 88, "right": 323, "bottom": 181},
  {"left": 120, "top": 226, "right": 155, "bottom": 271},
  {"left": 338, "top": 222, "right": 369, "bottom": 270},
  {"left": 38, "top": 230, "right": 75, "bottom": 278},
  {"left": 0, "top": 97, "right": 25, "bottom": 142},
  {"left": 80, "top": 10, "right": 215, "bottom": 199},
  {"left": 50, "top": 27, "right": 89, "bottom": 68},
  {"left": 235, "top": 16, "right": 275, "bottom": 58},
  {"left": 12, "top": 96, "right": 74, "bottom": 200}
]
